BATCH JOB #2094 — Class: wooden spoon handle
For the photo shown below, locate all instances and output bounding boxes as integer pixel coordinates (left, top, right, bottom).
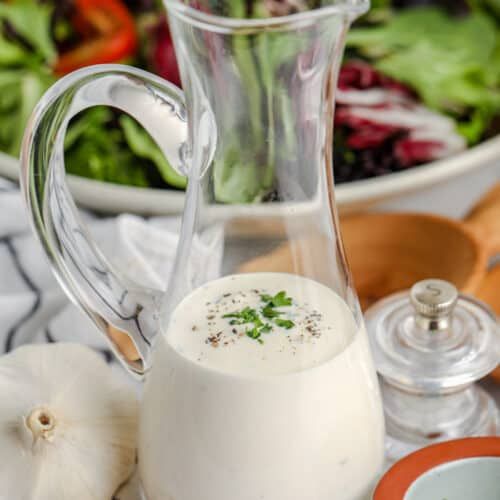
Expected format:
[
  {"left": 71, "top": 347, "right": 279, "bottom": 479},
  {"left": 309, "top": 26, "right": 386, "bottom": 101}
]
[
  {"left": 464, "top": 182, "right": 500, "bottom": 258},
  {"left": 467, "top": 184, "right": 500, "bottom": 384}
]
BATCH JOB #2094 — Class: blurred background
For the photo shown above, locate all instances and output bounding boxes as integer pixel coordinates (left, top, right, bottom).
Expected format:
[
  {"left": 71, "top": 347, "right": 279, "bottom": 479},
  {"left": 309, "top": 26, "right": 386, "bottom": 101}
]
[{"left": 0, "top": 0, "right": 497, "bottom": 216}]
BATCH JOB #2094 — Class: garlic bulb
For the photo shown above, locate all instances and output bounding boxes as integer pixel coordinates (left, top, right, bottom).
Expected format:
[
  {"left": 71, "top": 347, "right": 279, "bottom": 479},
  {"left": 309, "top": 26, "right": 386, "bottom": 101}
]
[
  {"left": 0, "top": 343, "right": 138, "bottom": 500},
  {"left": 114, "top": 470, "right": 144, "bottom": 500}
]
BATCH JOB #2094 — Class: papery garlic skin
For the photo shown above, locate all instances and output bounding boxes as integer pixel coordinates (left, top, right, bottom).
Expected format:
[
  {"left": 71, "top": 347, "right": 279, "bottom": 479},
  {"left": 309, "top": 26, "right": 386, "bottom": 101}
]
[{"left": 0, "top": 343, "right": 138, "bottom": 500}]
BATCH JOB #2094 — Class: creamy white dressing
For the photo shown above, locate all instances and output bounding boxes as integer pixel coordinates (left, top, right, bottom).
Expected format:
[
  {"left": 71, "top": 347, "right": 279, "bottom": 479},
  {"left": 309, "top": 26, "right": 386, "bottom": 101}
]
[
  {"left": 167, "top": 273, "right": 355, "bottom": 376},
  {"left": 139, "top": 273, "right": 385, "bottom": 500}
]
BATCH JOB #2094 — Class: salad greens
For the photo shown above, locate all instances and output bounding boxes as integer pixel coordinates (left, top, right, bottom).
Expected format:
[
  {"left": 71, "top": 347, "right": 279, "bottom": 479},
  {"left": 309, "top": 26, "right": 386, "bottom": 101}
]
[
  {"left": 211, "top": 0, "right": 283, "bottom": 203},
  {"left": 1, "top": 0, "right": 500, "bottom": 198},
  {"left": 0, "top": 1, "right": 56, "bottom": 63},
  {"left": 0, "top": 0, "right": 183, "bottom": 189},
  {"left": 0, "top": 1, "right": 56, "bottom": 157},
  {"left": 119, "top": 115, "right": 187, "bottom": 189},
  {"left": 64, "top": 108, "right": 151, "bottom": 188},
  {"left": 64, "top": 108, "right": 186, "bottom": 188},
  {"left": 211, "top": 0, "right": 312, "bottom": 203},
  {"left": 347, "top": 5, "right": 500, "bottom": 144}
]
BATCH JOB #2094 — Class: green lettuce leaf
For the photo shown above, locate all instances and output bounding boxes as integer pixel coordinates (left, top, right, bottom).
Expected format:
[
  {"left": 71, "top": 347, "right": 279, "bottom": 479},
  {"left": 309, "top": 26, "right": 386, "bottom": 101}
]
[
  {"left": 0, "top": 0, "right": 56, "bottom": 64},
  {"left": 0, "top": 36, "right": 32, "bottom": 66},
  {"left": 9, "top": 69, "right": 53, "bottom": 155},
  {"left": 0, "top": 0, "right": 56, "bottom": 157},
  {"left": 65, "top": 108, "right": 150, "bottom": 188},
  {"left": 347, "top": 7, "right": 500, "bottom": 142},
  {"left": 119, "top": 115, "right": 187, "bottom": 189},
  {"left": 0, "top": 68, "right": 53, "bottom": 156}
]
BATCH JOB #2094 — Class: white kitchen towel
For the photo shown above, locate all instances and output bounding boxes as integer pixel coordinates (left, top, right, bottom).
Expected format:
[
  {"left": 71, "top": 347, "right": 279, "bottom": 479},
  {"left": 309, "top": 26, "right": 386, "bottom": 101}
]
[{"left": 0, "top": 177, "right": 222, "bottom": 375}]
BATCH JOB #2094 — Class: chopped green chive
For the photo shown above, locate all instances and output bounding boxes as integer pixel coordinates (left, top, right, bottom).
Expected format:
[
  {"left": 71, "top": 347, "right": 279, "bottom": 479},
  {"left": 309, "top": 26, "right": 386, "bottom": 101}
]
[
  {"left": 272, "top": 291, "right": 293, "bottom": 307},
  {"left": 261, "top": 305, "right": 282, "bottom": 319},
  {"left": 223, "top": 307, "right": 259, "bottom": 325},
  {"left": 246, "top": 327, "right": 261, "bottom": 340},
  {"left": 221, "top": 291, "right": 295, "bottom": 343},
  {"left": 261, "top": 291, "right": 292, "bottom": 307},
  {"left": 260, "top": 323, "right": 273, "bottom": 333},
  {"left": 275, "top": 318, "right": 295, "bottom": 329}
]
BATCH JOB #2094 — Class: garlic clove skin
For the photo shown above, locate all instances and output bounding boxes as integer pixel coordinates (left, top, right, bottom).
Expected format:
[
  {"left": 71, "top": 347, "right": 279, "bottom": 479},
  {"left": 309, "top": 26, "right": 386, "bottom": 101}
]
[{"left": 0, "top": 343, "right": 138, "bottom": 500}]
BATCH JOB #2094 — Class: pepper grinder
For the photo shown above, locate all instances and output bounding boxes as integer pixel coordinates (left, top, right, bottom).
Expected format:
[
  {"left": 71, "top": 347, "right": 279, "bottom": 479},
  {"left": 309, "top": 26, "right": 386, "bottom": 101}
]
[{"left": 365, "top": 279, "right": 500, "bottom": 463}]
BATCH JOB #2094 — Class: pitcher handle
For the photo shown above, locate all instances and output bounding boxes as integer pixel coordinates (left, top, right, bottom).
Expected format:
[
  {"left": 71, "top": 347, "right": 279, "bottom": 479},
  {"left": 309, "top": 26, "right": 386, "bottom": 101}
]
[{"left": 20, "top": 65, "right": 190, "bottom": 377}]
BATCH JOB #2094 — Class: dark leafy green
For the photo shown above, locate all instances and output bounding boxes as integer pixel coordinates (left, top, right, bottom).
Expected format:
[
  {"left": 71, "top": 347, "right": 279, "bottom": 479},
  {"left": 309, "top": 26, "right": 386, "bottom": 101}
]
[
  {"left": 65, "top": 108, "right": 150, "bottom": 187},
  {"left": 64, "top": 108, "right": 188, "bottom": 189},
  {"left": 223, "top": 306, "right": 261, "bottom": 325},
  {"left": 120, "top": 115, "right": 187, "bottom": 189},
  {"left": 0, "top": 0, "right": 188, "bottom": 191},
  {"left": 0, "top": 0, "right": 56, "bottom": 63},
  {"left": 222, "top": 290, "right": 295, "bottom": 343},
  {"left": 261, "top": 304, "right": 282, "bottom": 319},
  {"left": 274, "top": 318, "right": 295, "bottom": 329},
  {"left": 347, "top": 6, "right": 500, "bottom": 143},
  {"left": 0, "top": 1, "right": 56, "bottom": 157},
  {"left": 261, "top": 291, "right": 293, "bottom": 307}
]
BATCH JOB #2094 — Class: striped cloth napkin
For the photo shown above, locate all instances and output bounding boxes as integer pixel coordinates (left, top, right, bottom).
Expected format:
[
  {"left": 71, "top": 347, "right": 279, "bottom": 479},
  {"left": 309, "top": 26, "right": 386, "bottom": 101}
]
[{"left": 0, "top": 177, "right": 221, "bottom": 377}]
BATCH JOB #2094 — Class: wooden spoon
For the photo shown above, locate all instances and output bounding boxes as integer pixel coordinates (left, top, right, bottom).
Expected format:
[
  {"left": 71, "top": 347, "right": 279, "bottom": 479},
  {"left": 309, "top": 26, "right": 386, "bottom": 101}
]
[
  {"left": 463, "top": 182, "right": 500, "bottom": 315},
  {"left": 477, "top": 265, "right": 500, "bottom": 316},
  {"left": 238, "top": 212, "right": 487, "bottom": 311},
  {"left": 339, "top": 212, "right": 486, "bottom": 310},
  {"left": 477, "top": 263, "right": 500, "bottom": 382},
  {"left": 464, "top": 182, "right": 500, "bottom": 259},
  {"left": 239, "top": 183, "right": 500, "bottom": 311},
  {"left": 464, "top": 183, "right": 500, "bottom": 382}
]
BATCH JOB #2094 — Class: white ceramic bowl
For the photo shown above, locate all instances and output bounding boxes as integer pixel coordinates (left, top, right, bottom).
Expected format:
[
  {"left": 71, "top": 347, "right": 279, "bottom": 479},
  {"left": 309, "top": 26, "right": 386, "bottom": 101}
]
[
  {"left": 405, "top": 457, "right": 500, "bottom": 500},
  {"left": 373, "top": 437, "right": 500, "bottom": 500},
  {"left": 4, "top": 134, "right": 500, "bottom": 215}
]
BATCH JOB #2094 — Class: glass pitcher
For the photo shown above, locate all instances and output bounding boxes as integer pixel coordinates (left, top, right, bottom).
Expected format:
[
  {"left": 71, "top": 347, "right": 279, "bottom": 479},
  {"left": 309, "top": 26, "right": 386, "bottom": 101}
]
[{"left": 21, "top": 1, "right": 384, "bottom": 499}]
